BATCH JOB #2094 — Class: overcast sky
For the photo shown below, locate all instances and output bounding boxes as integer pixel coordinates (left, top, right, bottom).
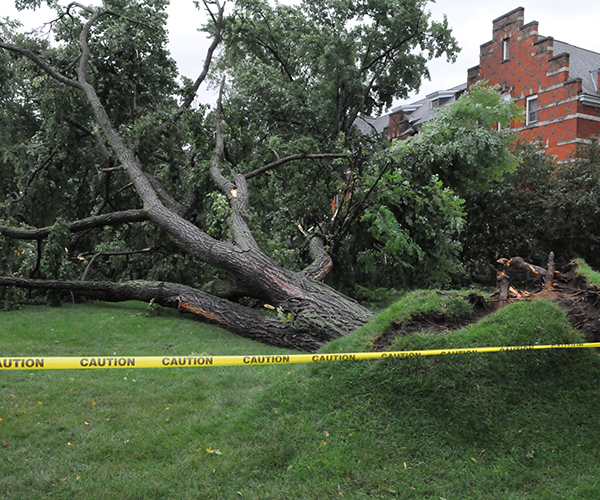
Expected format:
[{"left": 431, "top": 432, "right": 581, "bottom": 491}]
[
  {"left": 403, "top": 0, "right": 600, "bottom": 106},
  {"left": 4, "top": 0, "right": 600, "bottom": 109}
]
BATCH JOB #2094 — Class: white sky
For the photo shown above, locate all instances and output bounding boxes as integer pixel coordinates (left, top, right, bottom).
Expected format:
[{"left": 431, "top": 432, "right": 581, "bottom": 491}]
[
  {"left": 4, "top": 0, "right": 600, "bottom": 109},
  {"left": 403, "top": 0, "right": 600, "bottom": 106}
]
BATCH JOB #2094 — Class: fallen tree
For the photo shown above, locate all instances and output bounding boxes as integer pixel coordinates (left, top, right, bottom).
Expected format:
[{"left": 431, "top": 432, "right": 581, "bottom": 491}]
[
  {"left": 0, "top": 5, "right": 373, "bottom": 350},
  {"left": 0, "top": 0, "right": 451, "bottom": 351}
]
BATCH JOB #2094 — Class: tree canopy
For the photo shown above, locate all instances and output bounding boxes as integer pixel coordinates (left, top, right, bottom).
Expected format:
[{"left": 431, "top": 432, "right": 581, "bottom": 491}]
[
  {"left": 0, "top": 0, "right": 521, "bottom": 349},
  {"left": 220, "top": 0, "right": 459, "bottom": 137}
]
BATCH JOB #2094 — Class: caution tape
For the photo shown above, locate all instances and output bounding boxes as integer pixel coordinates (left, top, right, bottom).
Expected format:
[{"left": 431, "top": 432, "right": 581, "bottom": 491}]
[{"left": 1, "top": 342, "right": 600, "bottom": 370}]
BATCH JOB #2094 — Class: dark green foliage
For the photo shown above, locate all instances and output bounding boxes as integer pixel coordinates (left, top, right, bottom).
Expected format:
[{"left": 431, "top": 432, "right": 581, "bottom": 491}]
[
  {"left": 208, "top": 0, "right": 465, "bottom": 291},
  {"left": 0, "top": 286, "right": 26, "bottom": 311},
  {"left": 461, "top": 138, "right": 600, "bottom": 272},
  {"left": 221, "top": 0, "right": 459, "bottom": 138},
  {"left": 0, "top": 1, "right": 218, "bottom": 295},
  {"left": 331, "top": 83, "right": 522, "bottom": 291},
  {"left": 394, "top": 81, "right": 523, "bottom": 193},
  {"left": 336, "top": 161, "right": 466, "bottom": 290}
]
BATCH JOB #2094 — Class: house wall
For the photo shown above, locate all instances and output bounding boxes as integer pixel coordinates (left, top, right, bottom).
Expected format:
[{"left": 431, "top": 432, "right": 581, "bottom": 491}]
[
  {"left": 384, "top": 110, "right": 412, "bottom": 140},
  {"left": 467, "top": 7, "right": 600, "bottom": 161}
]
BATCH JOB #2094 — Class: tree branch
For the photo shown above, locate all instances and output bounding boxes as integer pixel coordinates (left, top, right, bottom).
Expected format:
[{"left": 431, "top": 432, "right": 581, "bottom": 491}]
[
  {"left": 154, "top": 0, "right": 225, "bottom": 137},
  {"left": 252, "top": 33, "right": 295, "bottom": 82},
  {"left": 0, "top": 40, "right": 82, "bottom": 90},
  {"left": 69, "top": 12, "right": 266, "bottom": 276},
  {"left": 144, "top": 173, "right": 191, "bottom": 218},
  {"left": 73, "top": 10, "right": 168, "bottom": 215},
  {"left": 209, "top": 79, "right": 262, "bottom": 252},
  {"left": 66, "top": 2, "right": 154, "bottom": 29},
  {"left": 227, "top": 173, "right": 262, "bottom": 252},
  {"left": 66, "top": 2, "right": 95, "bottom": 15},
  {"left": 208, "top": 77, "right": 234, "bottom": 192},
  {"left": 302, "top": 235, "right": 333, "bottom": 281},
  {"left": 359, "top": 12, "right": 424, "bottom": 75},
  {"left": 0, "top": 210, "right": 149, "bottom": 241},
  {"left": 80, "top": 248, "right": 152, "bottom": 281},
  {"left": 330, "top": 160, "right": 390, "bottom": 254},
  {"left": 10, "top": 151, "right": 57, "bottom": 203},
  {"left": 244, "top": 153, "right": 351, "bottom": 180},
  {"left": 0, "top": 277, "right": 323, "bottom": 351},
  {"left": 65, "top": 118, "right": 112, "bottom": 159}
]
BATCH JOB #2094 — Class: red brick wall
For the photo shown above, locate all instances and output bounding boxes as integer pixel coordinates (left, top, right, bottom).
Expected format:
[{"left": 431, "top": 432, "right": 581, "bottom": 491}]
[
  {"left": 468, "top": 7, "right": 600, "bottom": 161},
  {"left": 385, "top": 110, "right": 413, "bottom": 141}
]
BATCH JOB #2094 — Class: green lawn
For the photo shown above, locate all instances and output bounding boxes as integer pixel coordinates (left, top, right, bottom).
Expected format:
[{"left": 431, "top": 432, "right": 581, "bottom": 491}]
[
  {"left": 0, "top": 302, "right": 296, "bottom": 499},
  {"left": 2, "top": 295, "right": 600, "bottom": 499}
]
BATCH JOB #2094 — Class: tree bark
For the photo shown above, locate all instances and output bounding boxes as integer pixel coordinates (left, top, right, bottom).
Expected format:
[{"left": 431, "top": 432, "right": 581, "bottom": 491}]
[
  {"left": 0, "top": 2, "right": 376, "bottom": 351},
  {"left": 302, "top": 235, "right": 333, "bottom": 281},
  {"left": 497, "top": 257, "right": 547, "bottom": 276},
  {"left": 0, "top": 210, "right": 149, "bottom": 240},
  {"left": 497, "top": 271, "right": 510, "bottom": 301},
  {"left": 0, "top": 277, "right": 360, "bottom": 351}
]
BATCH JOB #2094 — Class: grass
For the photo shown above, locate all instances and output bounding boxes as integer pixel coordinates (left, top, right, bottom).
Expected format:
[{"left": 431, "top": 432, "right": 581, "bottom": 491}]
[
  {"left": 2, "top": 292, "right": 600, "bottom": 498},
  {"left": 576, "top": 258, "right": 600, "bottom": 287},
  {"left": 0, "top": 302, "right": 297, "bottom": 499}
]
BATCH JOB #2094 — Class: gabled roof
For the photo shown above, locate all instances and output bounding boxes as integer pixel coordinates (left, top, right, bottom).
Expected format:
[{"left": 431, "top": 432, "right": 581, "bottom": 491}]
[
  {"left": 553, "top": 40, "right": 600, "bottom": 95},
  {"left": 356, "top": 83, "right": 467, "bottom": 135},
  {"left": 354, "top": 113, "right": 390, "bottom": 135}
]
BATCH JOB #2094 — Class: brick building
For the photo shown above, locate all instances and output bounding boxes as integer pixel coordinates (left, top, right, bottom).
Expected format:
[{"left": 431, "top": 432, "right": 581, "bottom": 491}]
[
  {"left": 468, "top": 7, "right": 600, "bottom": 161},
  {"left": 356, "top": 83, "right": 467, "bottom": 139},
  {"left": 360, "top": 7, "right": 600, "bottom": 162}
]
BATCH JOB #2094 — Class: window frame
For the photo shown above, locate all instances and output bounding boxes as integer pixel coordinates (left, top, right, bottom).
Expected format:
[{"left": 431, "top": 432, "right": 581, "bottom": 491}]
[
  {"left": 502, "top": 38, "right": 510, "bottom": 61},
  {"left": 526, "top": 95, "right": 538, "bottom": 125},
  {"left": 429, "top": 98, "right": 440, "bottom": 110},
  {"left": 498, "top": 92, "right": 512, "bottom": 130}
]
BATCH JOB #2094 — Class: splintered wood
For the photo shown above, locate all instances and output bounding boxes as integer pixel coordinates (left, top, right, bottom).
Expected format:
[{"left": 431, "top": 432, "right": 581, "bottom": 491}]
[{"left": 495, "top": 253, "right": 556, "bottom": 301}]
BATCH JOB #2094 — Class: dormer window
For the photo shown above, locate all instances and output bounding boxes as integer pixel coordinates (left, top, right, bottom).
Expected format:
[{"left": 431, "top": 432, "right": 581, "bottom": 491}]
[
  {"left": 426, "top": 88, "right": 463, "bottom": 112},
  {"left": 503, "top": 38, "right": 510, "bottom": 61}
]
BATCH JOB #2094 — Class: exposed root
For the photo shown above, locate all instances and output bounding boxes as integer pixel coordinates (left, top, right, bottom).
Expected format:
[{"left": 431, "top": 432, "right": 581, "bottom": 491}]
[{"left": 371, "top": 260, "right": 600, "bottom": 351}]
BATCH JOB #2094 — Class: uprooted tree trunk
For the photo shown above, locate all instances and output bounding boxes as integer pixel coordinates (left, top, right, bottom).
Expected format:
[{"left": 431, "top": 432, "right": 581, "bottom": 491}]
[
  {"left": 496, "top": 253, "right": 558, "bottom": 300},
  {"left": 0, "top": 3, "right": 374, "bottom": 351},
  {"left": 0, "top": 277, "right": 369, "bottom": 351}
]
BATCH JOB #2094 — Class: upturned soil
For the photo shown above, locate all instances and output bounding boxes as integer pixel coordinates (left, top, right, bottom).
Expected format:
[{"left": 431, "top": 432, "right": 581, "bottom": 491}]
[{"left": 373, "top": 262, "right": 600, "bottom": 351}]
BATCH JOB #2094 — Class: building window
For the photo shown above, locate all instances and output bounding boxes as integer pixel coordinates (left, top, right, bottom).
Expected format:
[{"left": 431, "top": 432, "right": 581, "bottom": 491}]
[
  {"left": 498, "top": 92, "right": 512, "bottom": 130},
  {"left": 526, "top": 95, "right": 538, "bottom": 125},
  {"left": 503, "top": 38, "right": 510, "bottom": 61}
]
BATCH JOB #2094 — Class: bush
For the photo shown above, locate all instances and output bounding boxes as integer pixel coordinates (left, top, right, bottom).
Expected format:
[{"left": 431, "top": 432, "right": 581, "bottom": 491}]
[{"left": 461, "top": 139, "right": 600, "bottom": 276}]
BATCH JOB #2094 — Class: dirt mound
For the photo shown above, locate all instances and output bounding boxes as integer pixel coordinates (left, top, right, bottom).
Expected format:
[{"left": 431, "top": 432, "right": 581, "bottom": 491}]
[
  {"left": 372, "top": 293, "right": 493, "bottom": 351},
  {"left": 544, "top": 264, "right": 600, "bottom": 342},
  {"left": 372, "top": 262, "right": 600, "bottom": 351}
]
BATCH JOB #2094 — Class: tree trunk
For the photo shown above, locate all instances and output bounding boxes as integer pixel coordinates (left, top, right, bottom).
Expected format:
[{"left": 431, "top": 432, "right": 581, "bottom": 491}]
[
  {"left": 0, "top": 276, "right": 373, "bottom": 352},
  {"left": 0, "top": 3, "right": 375, "bottom": 352}
]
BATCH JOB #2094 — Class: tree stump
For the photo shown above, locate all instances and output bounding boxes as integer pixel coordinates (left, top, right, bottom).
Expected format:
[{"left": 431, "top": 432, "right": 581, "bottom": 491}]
[
  {"left": 497, "top": 271, "right": 510, "bottom": 301},
  {"left": 544, "top": 252, "right": 555, "bottom": 290}
]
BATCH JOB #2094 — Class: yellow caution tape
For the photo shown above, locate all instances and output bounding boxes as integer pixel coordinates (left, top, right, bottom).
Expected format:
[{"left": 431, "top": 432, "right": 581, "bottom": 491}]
[{"left": 1, "top": 342, "right": 599, "bottom": 370}]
